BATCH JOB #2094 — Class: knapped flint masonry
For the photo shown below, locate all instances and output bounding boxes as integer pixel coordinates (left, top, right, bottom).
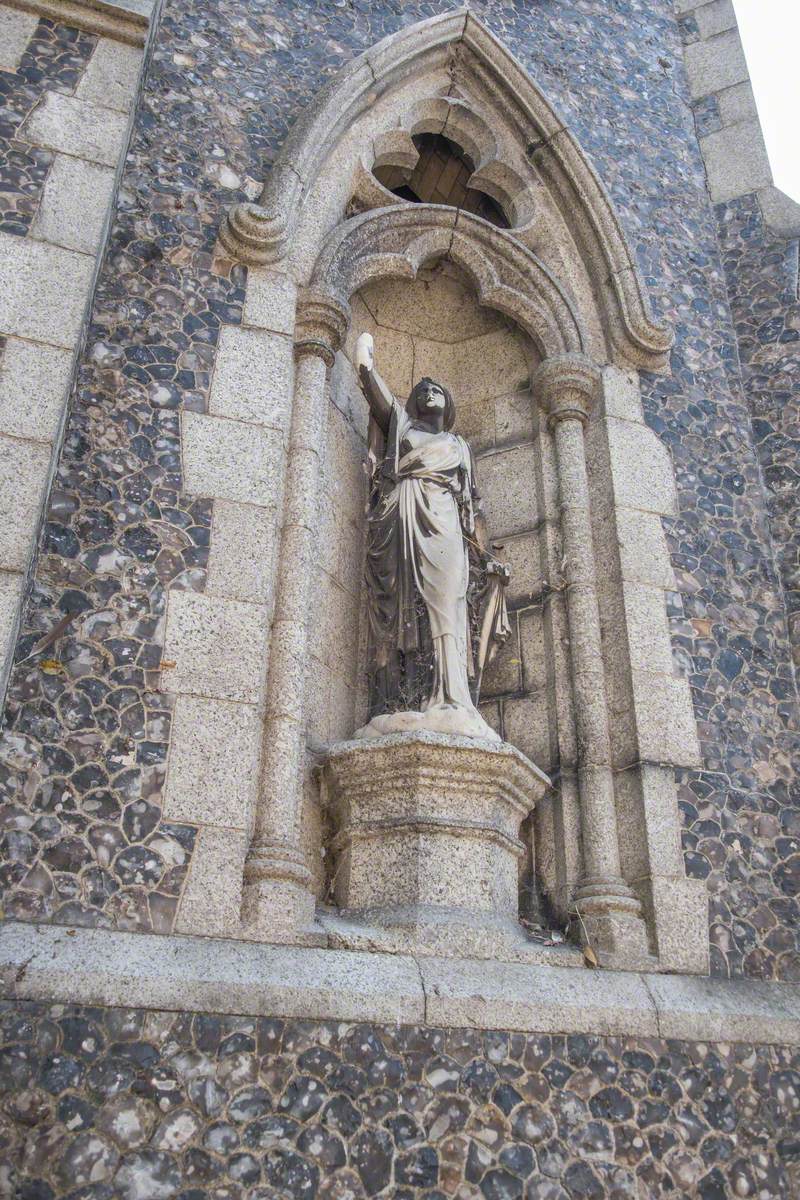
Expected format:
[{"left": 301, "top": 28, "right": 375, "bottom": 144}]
[{"left": 0, "top": 0, "right": 798, "bottom": 1195}]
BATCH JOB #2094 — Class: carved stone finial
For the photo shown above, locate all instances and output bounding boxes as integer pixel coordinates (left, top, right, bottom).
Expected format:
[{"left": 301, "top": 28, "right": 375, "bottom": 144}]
[
  {"left": 533, "top": 354, "right": 601, "bottom": 428},
  {"left": 294, "top": 291, "right": 351, "bottom": 367}
]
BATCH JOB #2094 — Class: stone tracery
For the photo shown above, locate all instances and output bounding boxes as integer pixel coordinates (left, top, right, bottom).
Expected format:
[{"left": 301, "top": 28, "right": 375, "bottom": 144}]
[{"left": 220, "top": 8, "right": 672, "bottom": 371}]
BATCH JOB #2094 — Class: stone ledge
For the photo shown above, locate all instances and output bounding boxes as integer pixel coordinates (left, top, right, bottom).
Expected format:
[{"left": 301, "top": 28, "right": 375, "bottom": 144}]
[
  {"left": 0, "top": 922, "right": 423, "bottom": 1026},
  {"left": 5, "top": 0, "right": 152, "bottom": 45},
  {"left": 1, "top": 922, "right": 799, "bottom": 1045}
]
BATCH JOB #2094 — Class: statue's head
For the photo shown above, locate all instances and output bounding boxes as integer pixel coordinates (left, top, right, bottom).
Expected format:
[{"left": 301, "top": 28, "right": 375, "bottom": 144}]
[{"left": 407, "top": 377, "right": 456, "bottom": 430}]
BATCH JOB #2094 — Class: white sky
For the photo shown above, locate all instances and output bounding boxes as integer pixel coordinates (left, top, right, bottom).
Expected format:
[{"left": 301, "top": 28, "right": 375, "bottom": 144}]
[{"left": 731, "top": 0, "right": 800, "bottom": 202}]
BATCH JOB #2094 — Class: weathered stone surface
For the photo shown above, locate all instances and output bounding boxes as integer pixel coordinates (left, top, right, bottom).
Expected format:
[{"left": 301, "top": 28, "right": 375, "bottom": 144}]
[
  {"left": 181, "top": 410, "right": 285, "bottom": 506},
  {"left": 683, "top": 27, "right": 748, "bottom": 98},
  {"left": 0, "top": 570, "right": 25, "bottom": 678},
  {"left": 0, "top": 8, "right": 39, "bottom": 73},
  {"left": 30, "top": 152, "right": 116, "bottom": 254},
  {"left": 163, "top": 694, "right": 259, "bottom": 828},
  {"left": 75, "top": 37, "right": 142, "bottom": 112},
  {"left": 602, "top": 418, "right": 679, "bottom": 516},
  {"left": 0, "top": 336, "right": 73, "bottom": 442},
  {"left": 208, "top": 324, "right": 294, "bottom": 426},
  {"left": 700, "top": 120, "right": 771, "bottom": 204},
  {"left": 0, "top": 434, "right": 52, "bottom": 569},
  {"left": 242, "top": 267, "right": 298, "bottom": 335},
  {"left": 0, "top": 923, "right": 427, "bottom": 1024},
  {"left": 206, "top": 499, "right": 278, "bottom": 605},
  {"left": 172, "top": 824, "right": 247, "bottom": 937},
  {"left": 0, "top": 231, "right": 94, "bottom": 346},
  {"left": 21, "top": 91, "right": 128, "bottom": 166},
  {"left": 162, "top": 590, "right": 269, "bottom": 704}
]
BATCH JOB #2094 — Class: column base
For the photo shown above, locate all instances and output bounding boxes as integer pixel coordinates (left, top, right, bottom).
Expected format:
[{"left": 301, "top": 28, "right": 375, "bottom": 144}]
[
  {"left": 573, "top": 879, "right": 655, "bottom": 971},
  {"left": 239, "top": 840, "right": 326, "bottom": 946}
]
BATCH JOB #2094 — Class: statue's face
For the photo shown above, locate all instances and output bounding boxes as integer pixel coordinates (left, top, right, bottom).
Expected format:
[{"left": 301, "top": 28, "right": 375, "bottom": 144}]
[{"left": 417, "top": 380, "right": 446, "bottom": 412}]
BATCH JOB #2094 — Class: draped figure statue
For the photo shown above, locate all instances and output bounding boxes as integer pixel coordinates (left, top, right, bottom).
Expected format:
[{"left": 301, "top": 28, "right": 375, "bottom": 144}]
[{"left": 353, "top": 332, "right": 510, "bottom": 742}]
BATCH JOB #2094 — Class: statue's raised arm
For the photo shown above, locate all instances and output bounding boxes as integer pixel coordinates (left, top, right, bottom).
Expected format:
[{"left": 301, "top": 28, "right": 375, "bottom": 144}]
[{"left": 354, "top": 332, "right": 393, "bottom": 435}]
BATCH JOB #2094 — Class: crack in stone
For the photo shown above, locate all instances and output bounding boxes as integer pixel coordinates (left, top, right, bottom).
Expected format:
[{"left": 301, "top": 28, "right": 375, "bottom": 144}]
[
  {"left": 410, "top": 951, "right": 429, "bottom": 1025},
  {"left": 640, "top": 972, "right": 663, "bottom": 1039}
]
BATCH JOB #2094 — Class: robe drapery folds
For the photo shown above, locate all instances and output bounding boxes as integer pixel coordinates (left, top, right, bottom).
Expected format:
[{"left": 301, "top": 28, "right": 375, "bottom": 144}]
[{"left": 365, "top": 390, "right": 479, "bottom": 713}]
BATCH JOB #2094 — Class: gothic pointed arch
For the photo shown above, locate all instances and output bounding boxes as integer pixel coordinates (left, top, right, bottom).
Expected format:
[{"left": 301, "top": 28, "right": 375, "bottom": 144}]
[{"left": 219, "top": 8, "right": 673, "bottom": 371}]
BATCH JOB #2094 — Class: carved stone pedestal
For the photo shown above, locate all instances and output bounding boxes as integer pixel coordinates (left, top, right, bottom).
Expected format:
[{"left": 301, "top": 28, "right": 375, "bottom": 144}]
[{"left": 321, "top": 731, "right": 573, "bottom": 964}]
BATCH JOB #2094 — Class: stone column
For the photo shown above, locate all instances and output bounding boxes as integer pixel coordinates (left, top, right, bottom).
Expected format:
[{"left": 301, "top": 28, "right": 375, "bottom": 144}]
[
  {"left": 533, "top": 354, "right": 651, "bottom": 966},
  {"left": 240, "top": 290, "right": 349, "bottom": 943}
]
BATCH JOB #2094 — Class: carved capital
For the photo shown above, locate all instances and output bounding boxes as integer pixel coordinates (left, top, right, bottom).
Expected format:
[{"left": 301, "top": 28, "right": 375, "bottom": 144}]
[
  {"left": 533, "top": 354, "right": 601, "bottom": 429},
  {"left": 294, "top": 290, "right": 350, "bottom": 367}
]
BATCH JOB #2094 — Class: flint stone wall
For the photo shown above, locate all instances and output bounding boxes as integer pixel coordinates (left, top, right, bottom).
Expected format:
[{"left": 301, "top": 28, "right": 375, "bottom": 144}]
[
  {"left": 2, "top": 999, "right": 799, "bottom": 1199},
  {"left": 0, "top": 0, "right": 797, "bottom": 978}
]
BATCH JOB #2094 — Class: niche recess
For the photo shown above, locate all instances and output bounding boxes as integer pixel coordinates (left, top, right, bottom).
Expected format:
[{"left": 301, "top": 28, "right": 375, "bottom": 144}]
[
  {"left": 220, "top": 11, "right": 706, "bottom": 972},
  {"left": 301, "top": 258, "right": 565, "bottom": 925},
  {"left": 373, "top": 132, "right": 510, "bottom": 228}
]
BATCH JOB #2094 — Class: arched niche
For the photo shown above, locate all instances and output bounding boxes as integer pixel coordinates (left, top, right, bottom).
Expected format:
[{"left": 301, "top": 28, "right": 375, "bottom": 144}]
[
  {"left": 300, "top": 252, "right": 563, "bottom": 920},
  {"left": 210, "top": 11, "right": 707, "bottom": 973}
]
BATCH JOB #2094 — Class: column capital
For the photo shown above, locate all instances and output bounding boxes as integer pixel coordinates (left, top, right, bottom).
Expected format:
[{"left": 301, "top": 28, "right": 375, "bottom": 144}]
[
  {"left": 294, "top": 290, "right": 351, "bottom": 367},
  {"left": 533, "top": 354, "right": 602, "bottom": 429}
]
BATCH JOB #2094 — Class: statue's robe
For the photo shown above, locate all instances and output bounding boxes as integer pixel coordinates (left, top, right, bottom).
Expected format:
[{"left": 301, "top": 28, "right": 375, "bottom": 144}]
[{"left": 366, "top": 388, "right": 477, "bottom": 715}]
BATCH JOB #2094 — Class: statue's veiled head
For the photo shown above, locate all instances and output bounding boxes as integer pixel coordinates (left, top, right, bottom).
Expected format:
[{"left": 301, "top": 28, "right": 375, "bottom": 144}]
[{"left": 406, "top": 377, "right": 456, "bottom": 430}]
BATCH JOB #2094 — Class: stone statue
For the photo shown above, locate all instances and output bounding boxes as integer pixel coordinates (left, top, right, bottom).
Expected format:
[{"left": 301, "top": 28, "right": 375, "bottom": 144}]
[{"left": 353, "top": 331, "right": 511, "bottom": 741}]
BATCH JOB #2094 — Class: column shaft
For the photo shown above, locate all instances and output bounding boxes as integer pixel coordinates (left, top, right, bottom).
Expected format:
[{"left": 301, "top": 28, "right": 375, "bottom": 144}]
[
  {"left": 551, "top": 416, "right": 622, "bottom": 885},
  {"left": 240, "top": 291, "right": 348, "bottom": 942},
  {"left": 534, "top": 355, "right": 650, "bottom": 965}
]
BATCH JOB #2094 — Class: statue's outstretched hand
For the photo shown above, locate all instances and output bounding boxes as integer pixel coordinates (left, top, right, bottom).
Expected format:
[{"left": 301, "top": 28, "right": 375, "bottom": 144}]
[
  {"left": 354, "top": 332, "right": 392, "bottom": 433},
  {"left": 355, "top": 331, "right": 374, "bottom": 377}
]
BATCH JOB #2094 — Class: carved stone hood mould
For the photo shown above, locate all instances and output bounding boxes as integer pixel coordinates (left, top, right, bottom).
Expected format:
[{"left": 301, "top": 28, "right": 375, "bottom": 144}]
[{"left": 219, "top": 8, "right": 673, "bottom": 373}]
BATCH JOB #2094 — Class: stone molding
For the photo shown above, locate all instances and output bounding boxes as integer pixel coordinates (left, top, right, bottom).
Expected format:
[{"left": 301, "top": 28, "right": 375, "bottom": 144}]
[
  {"left": 219, "top": 8, "right": 672, "bottom": 371},
  {"left": 533, "top": 353, "right": 602, "bottom": 428},
  {"left": 4, "top": 0, "right": 152, "bottom": 45},
  {"left": 2, "top": 922, "right": 798, "bottom": 1045},
  {"left": 310, "top": 204, "right": 586, "bottom": 362},
  {"left": 366, "top": 94, "right": 535, "bottom": 228},
  {"left": 293, "top": 289, "right": 350, "bottom": 367}
]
